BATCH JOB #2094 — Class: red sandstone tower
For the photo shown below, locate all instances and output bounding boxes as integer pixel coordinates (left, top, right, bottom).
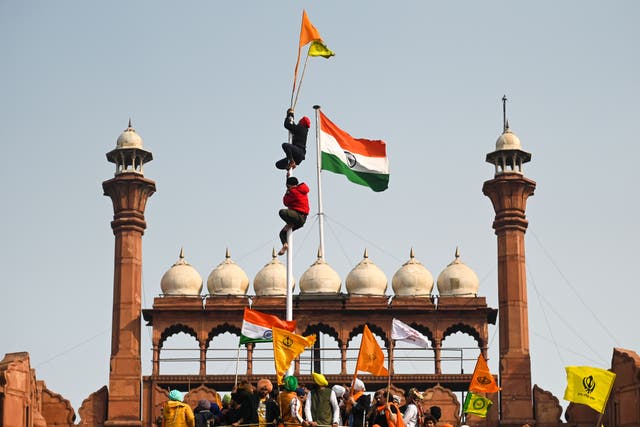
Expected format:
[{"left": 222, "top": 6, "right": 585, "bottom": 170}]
[
  {"left": 103, "top": 121, "right": 156, "bottom": 427},
  {"left": 482, "top": 100, "right": 536, "bottom": 426}
]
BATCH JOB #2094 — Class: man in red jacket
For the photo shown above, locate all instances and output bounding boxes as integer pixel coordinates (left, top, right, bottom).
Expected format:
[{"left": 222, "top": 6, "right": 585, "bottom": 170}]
[{"left": 278, "top": 176, "right": 310, "bottom": 255}]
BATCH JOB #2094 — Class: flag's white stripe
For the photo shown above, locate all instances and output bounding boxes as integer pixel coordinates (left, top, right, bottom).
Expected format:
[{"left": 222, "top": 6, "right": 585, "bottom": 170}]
[
  {"left": 242, "top": 322, "right": 271, "bottom": 339},
  {"left": 320, "top": 130, "right": 389, "bottom": 174}
]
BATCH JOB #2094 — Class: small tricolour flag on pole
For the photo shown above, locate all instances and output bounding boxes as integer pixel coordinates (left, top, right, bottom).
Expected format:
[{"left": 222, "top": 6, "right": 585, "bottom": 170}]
[
  {"left": 391, "top": 318, "right": 430, "bottom": 348},
  {"left": 239, "top": 308, "right": 296, "bottom": 345},
  {"left": 564, "top": 366, "right": 616, "bottom": 414},
  {"left": 319, "top": 111, "right": 389, "bottom": 192}
]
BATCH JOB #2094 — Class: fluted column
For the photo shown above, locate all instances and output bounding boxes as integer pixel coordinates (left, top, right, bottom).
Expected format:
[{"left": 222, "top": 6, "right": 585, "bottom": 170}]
[
  {"left": 103, "top": 172, "right": 155, "bottom": 427},
  {"left": 483, "top": 172, "right": 536, "bottom": 425}
]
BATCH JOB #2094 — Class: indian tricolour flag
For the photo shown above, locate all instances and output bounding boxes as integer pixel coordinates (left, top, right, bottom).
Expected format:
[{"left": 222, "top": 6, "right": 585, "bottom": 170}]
[
  {"left": 239, "top": 308, "right": 296, "bottom": 345},
  {"left": 319, "top": 111, "right": 389, "bottom": 192}
]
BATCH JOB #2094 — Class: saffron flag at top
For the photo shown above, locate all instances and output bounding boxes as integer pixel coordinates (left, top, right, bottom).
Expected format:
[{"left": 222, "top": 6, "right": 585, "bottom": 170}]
[
  {"left": 299, "top": 10, "right": 322, "bottom": 47},
  {"left": 319, "top": 111, "right": 389, "bottom": 192},
  {"left": 239, "top": 308, "right": 296, "bottom": 345}
]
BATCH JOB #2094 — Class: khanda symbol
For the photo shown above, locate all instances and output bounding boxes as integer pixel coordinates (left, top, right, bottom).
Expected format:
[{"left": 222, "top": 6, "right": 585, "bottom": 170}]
[
  {"left": 367, "top": 353, "right": 377, "bottom": 362},
  {"left": 582, "top": 375, "right": 596, "bottom": 394},
  {"left": 282, "top": 336, "right": 294, "bottom": 348},
  {"left": 476, "top": 376, "right": 492, "bottom": 385}
]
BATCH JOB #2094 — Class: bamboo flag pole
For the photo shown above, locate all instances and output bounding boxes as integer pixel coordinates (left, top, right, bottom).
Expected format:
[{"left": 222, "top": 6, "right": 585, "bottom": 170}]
[
  {"left": 234, "top": 345, "right": 240, "bottom": 388},
  {"left": 292, "top": 51, "right": 311, "bottom": 110}
]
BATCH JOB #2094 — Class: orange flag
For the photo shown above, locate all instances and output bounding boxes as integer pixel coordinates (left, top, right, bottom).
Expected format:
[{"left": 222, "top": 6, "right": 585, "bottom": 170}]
[
  {"left": 292, "top": 10, "right": 324, "bottom": 105},
  {"left": 355, "top": 325, "right": 388, "bottom": 376},
  {"left": 469, "top": 354, "right": 500, "bottom": 393},
  {"left": 299, "top": 10, "right": 322, "bottom": 47}
]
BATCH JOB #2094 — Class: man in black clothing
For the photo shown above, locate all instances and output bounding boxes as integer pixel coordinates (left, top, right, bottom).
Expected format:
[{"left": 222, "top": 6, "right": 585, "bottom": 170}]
[{"left": 276, "top": 108, "right": 310, "bottom": 171}]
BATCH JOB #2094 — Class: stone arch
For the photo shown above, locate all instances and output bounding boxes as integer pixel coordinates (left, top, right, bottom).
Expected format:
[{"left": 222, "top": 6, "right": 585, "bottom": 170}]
[
  {"left": 348, "top": 323, "right": 389, "bottom": 347},
  {"left": 302, "top": 322, "right": 341, "bottom": 347},
  {"left": 442, "top": 323, "right": 481, "bottom": 345},
  {"left": 159, "top": 323, "right": 199, "bottom": 348},
  {"left": 207, "top": 322, "right": 241, "bottom": 347}
]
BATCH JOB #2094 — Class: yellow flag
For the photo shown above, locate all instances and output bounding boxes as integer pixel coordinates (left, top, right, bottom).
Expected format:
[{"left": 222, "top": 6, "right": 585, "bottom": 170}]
[
  {"left": 469, "top": 353, "right": 500, "bottom": 393},
  {"left": 564, "top": 366, "right": 616, "bottom": 414},
  {"left": 308, "top": 41, "right": 335, "bottom": 58},
  {"left": 355, "top": 325, "right": 388, "bottom": 376},
  {"left": 273, "top": 327, "right": 316, "bottom": 384}
]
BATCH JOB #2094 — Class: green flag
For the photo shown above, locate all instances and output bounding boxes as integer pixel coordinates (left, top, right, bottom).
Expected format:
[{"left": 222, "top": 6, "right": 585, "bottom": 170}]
[
  {"left": 308, "top": 40, "right": 335, "bottom": 58},
  {"left": 463, "top": 391, "right": 492, "bottom": 417}
]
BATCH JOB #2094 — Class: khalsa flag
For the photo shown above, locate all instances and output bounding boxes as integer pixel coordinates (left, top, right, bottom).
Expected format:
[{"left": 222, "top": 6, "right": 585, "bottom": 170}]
[
  {"left": 469, "top": 354, "right": 500, "bottom": 394},
  {"left": 564, "top": 366, "right": 616, "bottom": 414},
  {"left": 240, "top": 308, "right": 296, "bottom": 345},
  {"left": 273, "top": 327, "right": 316, "bottom": 384},
  {"left": 319, "top": 111, "right": 389, "bottom": 192},
  {"left": 355, "top": 324, "right": 388, "bottom": 376},
  {"left": 391, "top": 318, "right": 430, "bottom": 348}
]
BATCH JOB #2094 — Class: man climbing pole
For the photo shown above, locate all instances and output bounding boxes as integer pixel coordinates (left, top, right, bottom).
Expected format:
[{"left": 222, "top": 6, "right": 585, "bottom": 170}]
[
  {"left": 278, "top": 176, "right": 310, "bottom": 256},
  {"left": 276, "top": 108, "right": 311, "bottom": 172}
]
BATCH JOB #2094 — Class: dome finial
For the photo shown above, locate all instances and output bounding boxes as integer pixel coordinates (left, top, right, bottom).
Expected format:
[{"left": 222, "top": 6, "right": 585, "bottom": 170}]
[
  {"left": 410, "top": 247, "right": 415, "bottom": 259},
  {"left": 225, "top": 247, "right": 231, "bottom": 259},
  {"left": 128, "top": 117, "right": 133, "bottom": 129},
  {"left": 317, "top": 247, "right": 323, "bottom": 259},
  {"left": 179, "top": 247, "right": 185, "bottom": 259},
  {"left": 502, "top": 95, "right": 508, "bottom": 133},
  {"left": 455, "top": 246, "right": 460, "bottom": 259},
  {"left": 271, "top": 248, "right": 277, "bottom": 259},
  {"left": 363, "top": 248, "right": 369, "bottom": 259}
]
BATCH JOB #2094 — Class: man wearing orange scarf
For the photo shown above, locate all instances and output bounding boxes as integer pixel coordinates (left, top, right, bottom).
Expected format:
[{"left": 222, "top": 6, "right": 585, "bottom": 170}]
[
  {"left": 368, "top": 389, "right": 403, "bottom": 427},
  {"left": 345, "top": 379, "right": 370, "bottom": 427}
]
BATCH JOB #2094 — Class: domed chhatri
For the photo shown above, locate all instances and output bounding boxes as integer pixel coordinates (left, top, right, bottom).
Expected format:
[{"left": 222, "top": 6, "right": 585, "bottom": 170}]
[
  {"left": 345, "top": 249, "right": 388, "bottom": 296},
  {"left": 207, "top": 248, "right": 249, "bottom": 296},
  {"left": 160, "top": 248, "right": 203, "bottom": 296},
  {"left": 300, "top": 249, "right": 341, "bottom": 294},
  {"left": 116, "top": 119, "right": 144, "bottom": 149},
  {"left": 253, "top": 249, "right": 289, "bottom": 296},
  {"left": 392, "top": 248, "right": 434, "bottom": 297},
  {"left": 106, "top": 119, "right": 153, "bottom": 176},
  {"left": 495, "top": 125, "right": 522, "bottom": 151},
  {"left": 436, "top": 247, "right": 479, "bottom": 297}
]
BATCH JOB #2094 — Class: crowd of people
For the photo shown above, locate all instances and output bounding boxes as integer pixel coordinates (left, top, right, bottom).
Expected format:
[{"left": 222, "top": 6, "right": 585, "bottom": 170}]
[{"left": 159, "top": 375, "right": 451, "bottom": 427}]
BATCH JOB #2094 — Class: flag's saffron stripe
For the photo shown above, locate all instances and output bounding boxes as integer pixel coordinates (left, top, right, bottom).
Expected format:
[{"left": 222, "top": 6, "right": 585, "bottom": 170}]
[
  {"left": 321, "top": 152, "right": 389, "bottom": 192},
  {"left": 319, "top": 111, "right": 387, "bottom": 158}
]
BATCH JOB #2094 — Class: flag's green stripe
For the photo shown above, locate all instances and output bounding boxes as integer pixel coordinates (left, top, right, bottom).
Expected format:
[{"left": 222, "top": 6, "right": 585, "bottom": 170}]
[
  {"left": 321, "top": 152, "right": 389, "bottom": 192},
  {"left": 239, "top": 335, "right": 272, "bottom": 346}
]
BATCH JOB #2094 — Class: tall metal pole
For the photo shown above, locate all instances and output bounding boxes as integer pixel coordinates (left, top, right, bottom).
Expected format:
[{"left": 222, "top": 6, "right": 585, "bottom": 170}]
[
  {"left": 313, "top": 105, "right": 325, "bottom": 260},
  {"left": 285, "top": 228, "right": 294, "bottom": 377}
]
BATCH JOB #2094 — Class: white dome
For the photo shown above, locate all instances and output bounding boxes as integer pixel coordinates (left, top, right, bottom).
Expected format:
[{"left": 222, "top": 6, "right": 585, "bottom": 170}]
[
  {"left": 300, "top": 250, "right": 341, "bottom": 294},
  {"left": 436, "top": 247, "right": 479, "bottom": 297},
  {"left": 346, "top": 249, "right": 388, "bottom": 296},
  {"left": 392, "top": 248, "right": 433, "bottom": 297},
  {"left": 116, "top": 120, "right": 144, "bottom": 149},
  {"left": 207, "top": 249, "right": 249, "bottom": 296},
  {"left": 253, "top": 249, "right": 289, "bottom": 296},
  {"left": 160, "top": 248, "right": 203, "bottom": 296},
  {"left": 495, "top": 127, "right": 521, "bottom": 151}
]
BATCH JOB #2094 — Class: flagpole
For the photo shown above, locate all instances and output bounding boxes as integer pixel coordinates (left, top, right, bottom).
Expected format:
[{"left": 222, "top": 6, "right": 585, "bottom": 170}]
[
  {"left": 313, "top": 105, "right": 326, "bottom": 260},
  {"left": 285, "top": 228, "right": 294, "bottom": 377},
  {"left": 234, "top": 345, "right": 240, "bottom": 388},
  {"left": 293, "top": 51, "right": 310, "bottom": 110}
]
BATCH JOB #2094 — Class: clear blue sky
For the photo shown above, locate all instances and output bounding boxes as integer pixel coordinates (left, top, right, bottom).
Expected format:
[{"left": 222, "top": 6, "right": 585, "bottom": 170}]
[{"left": 1, "top": 1, "right": 638, "bottom": 419}]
